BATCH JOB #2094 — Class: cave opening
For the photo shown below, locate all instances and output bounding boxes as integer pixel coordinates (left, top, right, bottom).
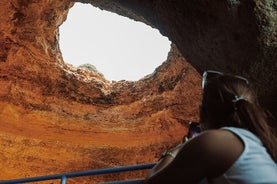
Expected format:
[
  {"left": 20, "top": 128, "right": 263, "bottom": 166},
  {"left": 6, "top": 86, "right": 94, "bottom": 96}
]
[{"left": 59, "top": 2, "right": 171, "bottom": 81}]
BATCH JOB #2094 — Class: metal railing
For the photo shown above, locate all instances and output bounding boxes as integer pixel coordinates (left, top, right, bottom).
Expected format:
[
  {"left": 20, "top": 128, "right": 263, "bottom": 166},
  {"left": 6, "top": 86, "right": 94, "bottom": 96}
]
[{"left": 0, "top": 163, "right": 155, "bottom": 184}]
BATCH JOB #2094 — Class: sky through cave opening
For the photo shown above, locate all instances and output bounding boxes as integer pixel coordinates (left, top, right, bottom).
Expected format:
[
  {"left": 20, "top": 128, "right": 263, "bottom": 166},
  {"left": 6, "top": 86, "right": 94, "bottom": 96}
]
[{"left": 59, "top": 2, "right": 171, "bottom": 81}]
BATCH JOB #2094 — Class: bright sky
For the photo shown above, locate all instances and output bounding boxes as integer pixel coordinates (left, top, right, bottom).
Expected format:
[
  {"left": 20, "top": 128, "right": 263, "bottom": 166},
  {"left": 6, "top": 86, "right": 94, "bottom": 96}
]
[{"left": 59, "top": 3, "right": 171, "bottom": 81}]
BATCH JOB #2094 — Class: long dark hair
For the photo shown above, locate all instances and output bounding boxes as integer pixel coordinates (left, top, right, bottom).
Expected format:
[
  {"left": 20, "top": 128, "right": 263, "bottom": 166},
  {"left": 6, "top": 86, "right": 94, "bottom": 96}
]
[{"left": 200, "top": 75, "right": 277, "bottom": 162}]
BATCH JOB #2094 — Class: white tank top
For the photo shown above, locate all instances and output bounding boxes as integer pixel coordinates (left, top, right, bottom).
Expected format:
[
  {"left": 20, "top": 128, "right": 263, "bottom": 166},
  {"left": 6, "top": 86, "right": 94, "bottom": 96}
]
[{"left": 210, "top": 127, "right": 277, "bottom": 184}]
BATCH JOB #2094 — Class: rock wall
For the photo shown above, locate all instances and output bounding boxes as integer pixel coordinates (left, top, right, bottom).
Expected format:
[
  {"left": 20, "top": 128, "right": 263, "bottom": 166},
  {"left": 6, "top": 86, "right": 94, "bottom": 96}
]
[
  {"left": 0, "top": 0, "right": 275, "bottom": 183},
  {"left": 82, "top": 0, "right": 277, "bottom": 116},
  {"left": 0, "top": 0, "right": 201, "bottom": 182}
]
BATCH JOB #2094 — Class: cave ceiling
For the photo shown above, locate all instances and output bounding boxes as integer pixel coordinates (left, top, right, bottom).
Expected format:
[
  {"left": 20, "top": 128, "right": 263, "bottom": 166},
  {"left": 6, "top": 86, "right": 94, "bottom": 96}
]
[
  {"left": 78, "top": 0, "right": 277, "bottom": 116},
  {"left": 0, "top": 0, "right": 275, "bottom": 181}
]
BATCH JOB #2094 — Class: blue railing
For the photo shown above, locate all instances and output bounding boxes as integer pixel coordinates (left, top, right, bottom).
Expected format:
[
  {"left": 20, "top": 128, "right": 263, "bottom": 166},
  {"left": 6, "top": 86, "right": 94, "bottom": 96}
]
[{"left": 0, "top": 163, "right": 155, "bottom": 184}]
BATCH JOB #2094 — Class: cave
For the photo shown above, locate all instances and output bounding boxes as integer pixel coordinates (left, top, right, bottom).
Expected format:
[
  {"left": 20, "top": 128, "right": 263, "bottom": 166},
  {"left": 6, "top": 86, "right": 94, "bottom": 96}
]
[{"left": 0, "top": 0, "right": 276, "bottom": 182}]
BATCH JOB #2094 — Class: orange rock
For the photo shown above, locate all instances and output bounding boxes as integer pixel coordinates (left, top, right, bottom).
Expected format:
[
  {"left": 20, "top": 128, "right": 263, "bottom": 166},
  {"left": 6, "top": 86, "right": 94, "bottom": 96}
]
[{"left": 0, "top": 1, "right": 201, "bottom": 182}]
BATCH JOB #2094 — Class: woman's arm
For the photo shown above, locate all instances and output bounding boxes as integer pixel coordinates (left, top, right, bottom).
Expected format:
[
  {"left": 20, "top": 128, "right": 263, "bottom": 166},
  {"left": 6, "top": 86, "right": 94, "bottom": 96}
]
[
  {"left": 144, "top": 136, "right": 207, "bottom": 183},
  {"left": 144, "top": 130, "right": 244, "bottom": 184},
  {"left": 144, "top": 143, "right": 184, "bottom": 181}
]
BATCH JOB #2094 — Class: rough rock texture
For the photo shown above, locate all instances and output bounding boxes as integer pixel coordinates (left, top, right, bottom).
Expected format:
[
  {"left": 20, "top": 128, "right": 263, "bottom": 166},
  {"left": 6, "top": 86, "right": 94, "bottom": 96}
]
[
  {"left": 81, "top": 0, "right": 277, "bottom": 116},
  {"left": 0, "top": 0, "right": 275, "bottom": 183}
]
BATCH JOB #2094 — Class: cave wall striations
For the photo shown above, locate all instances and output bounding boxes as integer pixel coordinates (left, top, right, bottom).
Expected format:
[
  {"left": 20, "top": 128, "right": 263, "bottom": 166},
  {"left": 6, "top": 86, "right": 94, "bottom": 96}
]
[
  {"left": 0, "top": 0, "right": 202, "bottom": 182},
  {"left": 0, "top": 0, "right": 275, "bottom": 182}
]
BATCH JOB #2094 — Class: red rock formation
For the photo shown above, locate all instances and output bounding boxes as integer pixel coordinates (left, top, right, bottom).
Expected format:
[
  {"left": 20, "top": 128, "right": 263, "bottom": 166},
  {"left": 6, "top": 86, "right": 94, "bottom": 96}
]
[
  {"left": 0, "top": 1, "right": 201, "bottom": 182},
  {"left": 0, "top": 0, "right": 275, "bottom": 183}
]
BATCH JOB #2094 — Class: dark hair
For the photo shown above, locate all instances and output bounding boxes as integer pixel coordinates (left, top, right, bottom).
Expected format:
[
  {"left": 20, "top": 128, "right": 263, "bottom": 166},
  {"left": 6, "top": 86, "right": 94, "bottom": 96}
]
[{"left": 200, "top": 75, "right": 277, "bottom": 162}]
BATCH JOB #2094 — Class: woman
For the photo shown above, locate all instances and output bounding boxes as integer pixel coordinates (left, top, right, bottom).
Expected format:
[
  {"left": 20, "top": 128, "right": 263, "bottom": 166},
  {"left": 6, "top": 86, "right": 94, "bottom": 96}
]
[{"left": 144, "top": 70, "right": 277, "bottom": 183}]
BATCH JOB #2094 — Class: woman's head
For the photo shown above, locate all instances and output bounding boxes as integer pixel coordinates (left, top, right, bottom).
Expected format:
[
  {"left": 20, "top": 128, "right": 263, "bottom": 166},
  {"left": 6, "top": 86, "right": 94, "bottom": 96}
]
[
  {"left": 199, "top": 70, "right": 277, "bottom": 162},
  {"left": 200, "top": 71, "right": 259, "bottom": 131}
]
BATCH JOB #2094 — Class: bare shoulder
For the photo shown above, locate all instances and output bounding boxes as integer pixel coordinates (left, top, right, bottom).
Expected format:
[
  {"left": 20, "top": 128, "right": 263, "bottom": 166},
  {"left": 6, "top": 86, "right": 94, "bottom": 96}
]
[
  {"left": 196, "top": 129, "right": 243, "bottom": 145},
  {"left": 190, "top": 129, "right": 244, "bottom": 178},
  {"left": 144, "top": 129, "right": 244, "bottom": 183},
  {"left": 196, "top": 129, "right": 244, "bottom": 151}
]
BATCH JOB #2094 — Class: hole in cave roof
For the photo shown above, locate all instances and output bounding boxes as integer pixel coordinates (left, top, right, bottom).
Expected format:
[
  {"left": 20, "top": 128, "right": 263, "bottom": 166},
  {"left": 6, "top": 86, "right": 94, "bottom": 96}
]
[{"left": 59, "top": 2, "right": 171, "bottom": 81}]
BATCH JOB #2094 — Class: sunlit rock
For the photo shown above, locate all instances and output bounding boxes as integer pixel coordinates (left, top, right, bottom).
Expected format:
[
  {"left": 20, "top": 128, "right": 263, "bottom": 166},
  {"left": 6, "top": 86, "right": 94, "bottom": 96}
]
[{"left": 0, "top": 0, "right": 275, "bottom": 183}]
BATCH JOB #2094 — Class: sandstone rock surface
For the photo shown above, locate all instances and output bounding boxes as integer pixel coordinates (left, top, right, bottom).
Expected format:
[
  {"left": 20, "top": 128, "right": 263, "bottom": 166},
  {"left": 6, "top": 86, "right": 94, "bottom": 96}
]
[{"left": 0, "top": 0, "right": 275, "bottom": 183}]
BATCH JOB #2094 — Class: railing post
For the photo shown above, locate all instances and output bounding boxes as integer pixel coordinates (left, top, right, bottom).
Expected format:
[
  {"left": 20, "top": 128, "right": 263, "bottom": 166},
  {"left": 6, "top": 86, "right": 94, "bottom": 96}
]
[{"left": 60, "top": 175, "right": 67, "bottom": 184}]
